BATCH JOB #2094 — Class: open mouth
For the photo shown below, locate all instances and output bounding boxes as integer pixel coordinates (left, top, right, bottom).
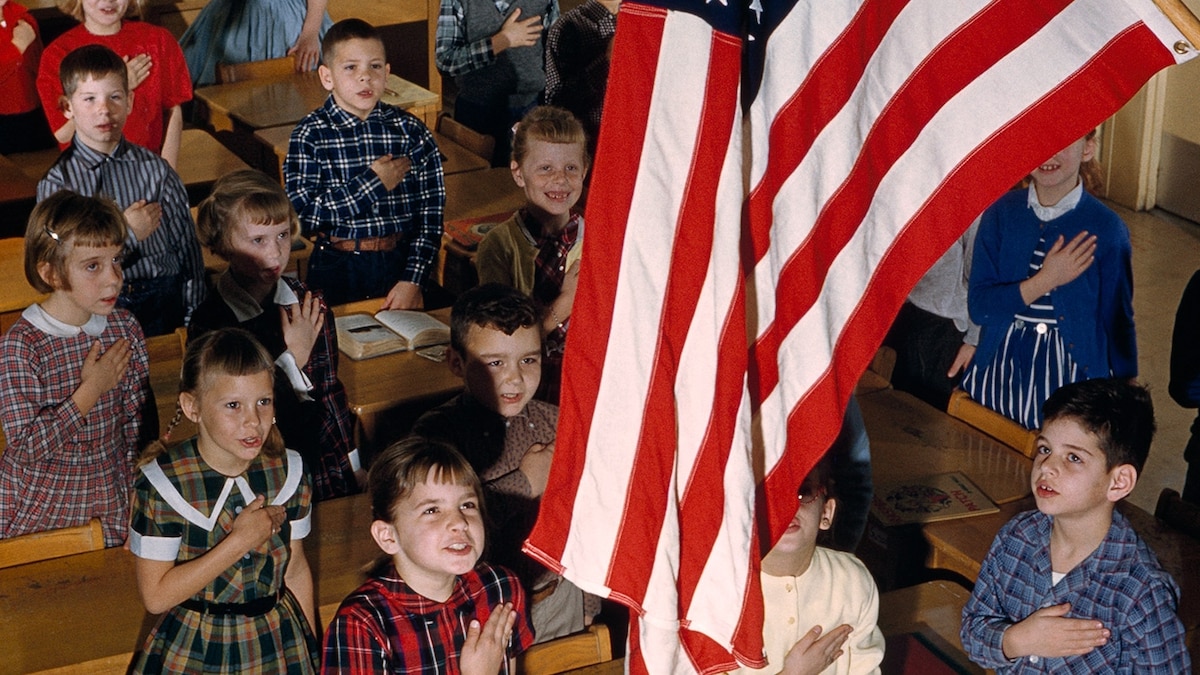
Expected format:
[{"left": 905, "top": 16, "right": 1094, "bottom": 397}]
[{"left": 1035, "top": 482, "right": 1057, "bottom": 497}]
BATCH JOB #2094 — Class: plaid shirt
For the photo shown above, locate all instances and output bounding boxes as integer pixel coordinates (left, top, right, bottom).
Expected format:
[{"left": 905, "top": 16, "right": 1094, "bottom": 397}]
[
  {"left": 0, "top": 307, "right": 149, "bottom": 546},
  {"left": 189, "top": 274, "right": 358, "bottom": 500},
  {"left": 961, "top": 509, "right": 1190, "bottom": 673},
  {"left": 544, "top": 0, "right": 616, "bottom": 134},
  {"left": 434, "top": 0, "right": 558, "bottom": 77},
  {"left": 285, "top": 98, "right": 445, "bottom": 286},
  {"left": 322, "top": 562, "right": 534, "bottom": 674}
]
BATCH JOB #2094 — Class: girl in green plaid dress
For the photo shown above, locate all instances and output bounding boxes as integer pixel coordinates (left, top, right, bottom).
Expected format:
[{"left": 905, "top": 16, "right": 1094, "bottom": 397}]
[{"left": 129, "top": 328, "right": 319, "bottom": 673}]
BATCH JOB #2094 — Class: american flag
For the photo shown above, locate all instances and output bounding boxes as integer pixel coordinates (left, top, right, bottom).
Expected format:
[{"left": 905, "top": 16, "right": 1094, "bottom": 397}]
[{"left": 524, "top": 1, "right": 1196, "bottom": 673}]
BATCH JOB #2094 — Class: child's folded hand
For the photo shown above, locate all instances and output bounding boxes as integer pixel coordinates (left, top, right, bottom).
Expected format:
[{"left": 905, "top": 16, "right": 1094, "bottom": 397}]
[
  {"left": 460, "top": 602, "right": 516, "bottom": 675},
  {"left": 781, "top": 623, "right": 851, "bottom": 675},
  {"left": 80, "top": 338, "right": 131, "bottom": 396},
  {"left": 371, "top": 154, "right": 412, "bottom": 191},
  {"left": 123, "top": 53, "right": 153, "bottom": 90},
  {"left": 123, "top": 200, "right": 163, "bottom": 241},
  {"left": 1002, "top": 602, "right": 1109, "bottom": 660},
  {"left": 231, "top": 495, "right": 287, "bottom": 549}
]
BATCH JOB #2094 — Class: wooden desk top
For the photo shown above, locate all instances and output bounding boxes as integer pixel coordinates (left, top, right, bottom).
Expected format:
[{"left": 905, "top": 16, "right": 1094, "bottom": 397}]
[
  {"left": 333, "top": 302, "right": 461, "bottom": 418},
  {"left": 178, "top": 128, "right": 251, "bottom": 185},
  {"left": 194, "top": 72, "right": 438, "bottom": 132},
  {"left": 0, "top": 492, "right": 378, "bottom": 674},
  {"left": 444, "top": 167, "right": 526, "bottom": 223},
  {"left": 858, "top": 388, "right": 1032, "bottom": 504},
  {"left": 0, "top": 153, "right": 38, "bottom": 203},
  {"left": 0, "top": 237, "right": 47, "bottom": 316}
]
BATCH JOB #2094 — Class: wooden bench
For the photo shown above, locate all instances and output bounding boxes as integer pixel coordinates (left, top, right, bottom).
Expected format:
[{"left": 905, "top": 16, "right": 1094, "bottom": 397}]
[{"left": 0, "top": 518, "right": 105, "bottom": 569}]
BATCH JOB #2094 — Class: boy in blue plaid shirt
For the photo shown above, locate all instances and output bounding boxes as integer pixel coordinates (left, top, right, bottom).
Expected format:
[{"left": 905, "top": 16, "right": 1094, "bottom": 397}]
[
  {"left": 285, "top": 18, "right": 445, "bottom": 310},
  {"left": 961, "top": 378, "right": 1189, "bottom": 673}
]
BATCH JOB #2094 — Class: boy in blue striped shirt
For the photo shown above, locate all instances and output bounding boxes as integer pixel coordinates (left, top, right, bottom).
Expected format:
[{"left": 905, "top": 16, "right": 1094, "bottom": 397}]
[
  {"left": 961, "top": 378, "right": 1189, "bottom": 673},
  {"left": 37, "top": 44, "right": 205, "bottom": 337}
]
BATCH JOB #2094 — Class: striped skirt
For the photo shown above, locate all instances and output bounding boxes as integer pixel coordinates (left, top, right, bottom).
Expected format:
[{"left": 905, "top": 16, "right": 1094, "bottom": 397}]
[{"left": 961, "top": 319, "right": 1080, "bottom": 430}]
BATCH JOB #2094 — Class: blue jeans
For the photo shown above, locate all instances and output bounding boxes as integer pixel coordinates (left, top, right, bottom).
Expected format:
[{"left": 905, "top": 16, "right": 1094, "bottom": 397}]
[
  {"left": 829, "top": 396, "right": 873, "bottom": 552},
  {"left": 305, "top": 243, "right": 407, "bottom": 308},
  {"left": 119, "top": 274, "right": 184, "bottom": 337}
]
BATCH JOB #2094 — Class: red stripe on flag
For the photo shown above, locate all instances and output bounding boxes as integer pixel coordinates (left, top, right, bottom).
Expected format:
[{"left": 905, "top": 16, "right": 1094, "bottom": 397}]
[
  {"left": 761, "top": 20, "right": 1178, "bottom": 541},
  {"left": 523, "top": 4, "right": 666, "bottom": 574},
  {"left": 606, "top": 24, "right": 743, "bottom": 614},
  {"left": 749, "top": 0, "right": 1075, "bottom": 407},
  {"left": 745, "top": 0, "right": 910, "bottom": 263}
]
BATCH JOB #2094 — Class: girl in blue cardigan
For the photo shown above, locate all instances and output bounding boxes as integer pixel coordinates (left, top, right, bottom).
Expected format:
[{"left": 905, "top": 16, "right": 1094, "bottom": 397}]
[{"left": 962, "top": 130, "right": 1136, "bottom": 429}]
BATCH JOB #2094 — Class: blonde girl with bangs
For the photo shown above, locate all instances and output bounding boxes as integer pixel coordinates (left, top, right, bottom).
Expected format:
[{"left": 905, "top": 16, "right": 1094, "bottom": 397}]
[
  {"left": 130, "top": 327, "right": 319, "bottom": 674},
  {"left": 0, "top": 190, "right": 150, "bottom": 546}
]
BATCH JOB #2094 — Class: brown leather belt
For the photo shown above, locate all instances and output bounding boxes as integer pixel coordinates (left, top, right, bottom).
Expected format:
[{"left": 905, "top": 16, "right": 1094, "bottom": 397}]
[{"left": 321, "top": 233, "right": 400, "bottom": 252}]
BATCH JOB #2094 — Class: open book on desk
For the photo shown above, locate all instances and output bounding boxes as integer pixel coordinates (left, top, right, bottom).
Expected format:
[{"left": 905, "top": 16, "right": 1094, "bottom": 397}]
[{"left": 335, "top": 310, "right": 450, "bottom": 360}]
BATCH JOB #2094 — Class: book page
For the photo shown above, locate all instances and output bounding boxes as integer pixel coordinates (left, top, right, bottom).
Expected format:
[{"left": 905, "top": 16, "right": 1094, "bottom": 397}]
[{"left": 374, "top": 310, "right": 450, "bottom": 348}]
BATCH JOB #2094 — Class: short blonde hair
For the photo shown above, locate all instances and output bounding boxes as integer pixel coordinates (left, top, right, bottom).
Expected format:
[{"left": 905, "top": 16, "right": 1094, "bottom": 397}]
[
  {"left": 195, "top": 169, "right": 299, "bottom": 259},
  {"left": 511, "top": 106, "right": 590, "bottom": 168},
  {"left": 56, "top": 0, "right": 143, "bottom": 22},
  {"left": 25, "top": 190, "right": 127, "bottom": 294}
]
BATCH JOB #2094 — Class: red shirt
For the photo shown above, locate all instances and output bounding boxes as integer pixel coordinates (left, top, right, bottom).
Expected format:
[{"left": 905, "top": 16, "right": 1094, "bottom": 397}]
[
  {"left": 0, "top": 2, "right": 41, "bottom": 115},
  {"left": 37, "top": 20, "right": 192, "bottom": 153}
]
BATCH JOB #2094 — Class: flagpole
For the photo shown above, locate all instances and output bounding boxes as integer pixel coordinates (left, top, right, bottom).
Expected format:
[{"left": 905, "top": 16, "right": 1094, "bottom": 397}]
[{"left": 1153, "top": 0, "right": 1200, "bottom": 49}]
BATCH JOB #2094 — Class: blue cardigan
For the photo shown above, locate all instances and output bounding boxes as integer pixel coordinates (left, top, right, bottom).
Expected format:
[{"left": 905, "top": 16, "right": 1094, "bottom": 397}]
[{"left": 968, "top": 189, "right": 1137, "bottom": 380}]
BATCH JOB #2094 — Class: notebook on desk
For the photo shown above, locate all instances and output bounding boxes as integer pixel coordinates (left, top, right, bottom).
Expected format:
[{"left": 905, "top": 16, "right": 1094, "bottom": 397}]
[{"left": 871, "top": 471, "right": 1000, "bottom": 526}]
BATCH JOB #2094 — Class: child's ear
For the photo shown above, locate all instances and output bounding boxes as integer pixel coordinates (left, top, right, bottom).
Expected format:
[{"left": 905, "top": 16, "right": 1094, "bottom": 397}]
[
  {"left": 370, "top": 519, "right": 402, "bottom": 555},
  {"left": 1106, "top": 464, "right": 1138, "bottom": 502},
  {"left": 318, "top": 64, "right": 333, "bottom": 92},
  {"left": 1082, "top": 135, "right": 1097, "bottom": 163},
  {"left": 511, "top": 160, "right": 525, "bottom": 188},
  {"left": 36, "top": 261, "right": 62, "bottom": 290},
  {"left": 447, "top": 346, "right": 466, "bottom": 379},
  {"left": 178, "top": 391, "right": 200, "bottom": 424},
  {"left": 60, "top": 95, "right": 74, "bottom": 120},
  {"left": 819, "top": 497, "right": 836, "bottom": 531}
]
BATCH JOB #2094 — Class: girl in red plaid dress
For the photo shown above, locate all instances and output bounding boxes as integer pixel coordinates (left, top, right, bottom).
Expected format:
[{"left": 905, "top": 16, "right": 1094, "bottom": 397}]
[{"left": 0, "top": 191, "right": 150, "bottom": 546}]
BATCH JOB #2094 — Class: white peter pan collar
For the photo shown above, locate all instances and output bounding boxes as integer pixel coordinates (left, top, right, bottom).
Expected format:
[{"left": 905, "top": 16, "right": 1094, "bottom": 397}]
[
  {"left": 23, "top": 304, "right": 108, "bottom": 337},
  {"left": 1027, "top": 181, "right": 1083, "bottom": 222}
]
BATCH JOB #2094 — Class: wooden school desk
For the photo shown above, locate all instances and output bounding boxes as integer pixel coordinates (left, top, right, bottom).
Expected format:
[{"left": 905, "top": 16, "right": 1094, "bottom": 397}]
[
  {"left": 855, "top": 387, "right": 1033, "bottom": 588},
  {"left": 0, "top": 237, "right": 47, "bottom": 333},
  {"left": 0, "top": 154, "right": 39, "bottom": 237},
  {"left": 193, "top": 72, "right": 440, "bottom": 134},
  {"left": 0, "top": 492, "right": 378, "bottom": 675},
  {"left": 333, "top": 302, "right": 461, "bottom": 450}
]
